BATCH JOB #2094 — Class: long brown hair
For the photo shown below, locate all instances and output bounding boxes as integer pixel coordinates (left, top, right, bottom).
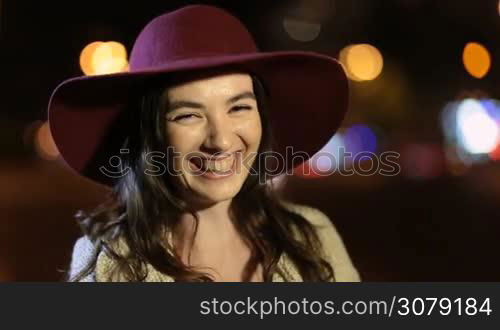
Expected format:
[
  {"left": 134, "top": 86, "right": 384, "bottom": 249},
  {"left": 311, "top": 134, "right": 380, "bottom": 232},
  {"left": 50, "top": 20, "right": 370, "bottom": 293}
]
[{"left": 69, "top": 71, "right": 335, "bottom": 282}]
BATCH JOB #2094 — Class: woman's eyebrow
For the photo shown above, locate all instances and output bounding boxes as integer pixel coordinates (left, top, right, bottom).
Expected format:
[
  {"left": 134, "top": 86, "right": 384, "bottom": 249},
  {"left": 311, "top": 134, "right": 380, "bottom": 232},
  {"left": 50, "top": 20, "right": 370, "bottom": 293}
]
[
  {"left": 226, "top": 91, "right": 256, "bottom": 105},
  {"left": 167, "top": 100, "right": 205, "bottom": 112}
]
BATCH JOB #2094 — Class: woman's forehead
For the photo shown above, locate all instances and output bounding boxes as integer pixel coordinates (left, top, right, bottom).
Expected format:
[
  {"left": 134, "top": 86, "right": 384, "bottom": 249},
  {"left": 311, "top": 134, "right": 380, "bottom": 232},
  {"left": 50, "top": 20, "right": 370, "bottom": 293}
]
[{"left": 165, "top": 72, "right": 254, "bottom": 100}]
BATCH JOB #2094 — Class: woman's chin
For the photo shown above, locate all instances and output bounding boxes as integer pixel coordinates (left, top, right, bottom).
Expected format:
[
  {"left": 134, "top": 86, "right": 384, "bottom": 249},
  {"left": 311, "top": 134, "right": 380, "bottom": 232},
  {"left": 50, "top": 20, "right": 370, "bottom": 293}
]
[
  {"left": 187, "top": 181, "right": 242, "bottom": 205},
  {"left": 196, "top": 188, "right": 238, "bottom": 204}
]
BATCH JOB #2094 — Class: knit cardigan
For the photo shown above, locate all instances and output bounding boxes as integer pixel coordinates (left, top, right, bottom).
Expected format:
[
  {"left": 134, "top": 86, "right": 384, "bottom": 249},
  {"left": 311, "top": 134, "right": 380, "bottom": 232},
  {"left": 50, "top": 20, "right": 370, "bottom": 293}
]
[{"left": 68, "top": 203, "right": 361, "bottom": 282}]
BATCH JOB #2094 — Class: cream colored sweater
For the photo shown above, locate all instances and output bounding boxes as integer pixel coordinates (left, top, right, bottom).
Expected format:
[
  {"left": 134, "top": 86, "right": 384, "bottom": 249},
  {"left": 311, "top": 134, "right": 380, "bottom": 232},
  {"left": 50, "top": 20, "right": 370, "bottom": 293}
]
[{"left": 68, "top": 203, "right": 361, "bottom": 282}]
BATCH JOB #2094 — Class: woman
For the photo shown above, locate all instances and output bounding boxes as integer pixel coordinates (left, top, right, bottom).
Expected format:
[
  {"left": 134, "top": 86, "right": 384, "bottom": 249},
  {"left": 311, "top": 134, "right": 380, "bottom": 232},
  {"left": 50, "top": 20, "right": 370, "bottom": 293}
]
[{"left": 48, "top": 5, "right": 360, "bottom": 282}]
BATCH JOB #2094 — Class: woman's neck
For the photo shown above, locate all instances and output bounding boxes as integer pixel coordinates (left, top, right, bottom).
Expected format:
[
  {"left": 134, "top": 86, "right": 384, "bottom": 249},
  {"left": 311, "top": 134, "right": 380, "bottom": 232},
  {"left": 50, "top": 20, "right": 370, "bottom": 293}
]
[
  {"left": 171, "top": 198, "right": 262, "bottom": 281},
  {"left": 173, "top": 198, "right": 241, "bottom": 261}
]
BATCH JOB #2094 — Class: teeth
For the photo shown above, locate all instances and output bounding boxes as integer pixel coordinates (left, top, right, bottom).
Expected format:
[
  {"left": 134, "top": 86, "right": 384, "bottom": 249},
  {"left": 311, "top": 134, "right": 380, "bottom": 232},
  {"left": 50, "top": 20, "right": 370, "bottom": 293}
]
[{"left": 202, "top": 156, "right": 234, "bottom": 172}]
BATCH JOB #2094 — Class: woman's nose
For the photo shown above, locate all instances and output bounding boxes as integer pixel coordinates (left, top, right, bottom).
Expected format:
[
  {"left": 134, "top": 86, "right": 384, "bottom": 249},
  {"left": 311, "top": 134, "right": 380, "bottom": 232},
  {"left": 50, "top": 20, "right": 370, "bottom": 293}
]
[{"left": 203, "top": 115, "right": 233, "bottom": 152}]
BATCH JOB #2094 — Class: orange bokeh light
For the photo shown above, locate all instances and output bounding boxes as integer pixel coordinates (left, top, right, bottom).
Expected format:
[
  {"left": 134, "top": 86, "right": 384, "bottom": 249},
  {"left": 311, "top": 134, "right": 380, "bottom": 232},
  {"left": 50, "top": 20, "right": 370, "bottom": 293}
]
[
  {"left": 339, "top": 44, "right": 383, "bottom": 82},
  {"left": 80, "top": 41, "right": 129, "bottom": 76},
  {"left": 463, "top": 42, "right": 491, "bottom": 79},
  {"left": 34, "top": 122, "right": 59, "bottom": 160}
]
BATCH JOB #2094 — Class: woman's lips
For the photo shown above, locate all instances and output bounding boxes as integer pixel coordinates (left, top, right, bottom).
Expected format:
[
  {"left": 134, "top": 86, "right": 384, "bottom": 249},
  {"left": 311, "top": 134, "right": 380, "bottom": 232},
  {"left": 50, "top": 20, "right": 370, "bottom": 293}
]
[{"left": 188, "top": 152, "right": 241, "bottom": 179}]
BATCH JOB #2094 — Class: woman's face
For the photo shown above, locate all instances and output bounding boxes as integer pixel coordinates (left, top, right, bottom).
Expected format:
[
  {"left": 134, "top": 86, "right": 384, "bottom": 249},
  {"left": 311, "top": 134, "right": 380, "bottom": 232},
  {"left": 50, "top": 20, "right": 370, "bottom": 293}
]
[{"left": 163, "top": 72, "right": 262, "bottom": 206}]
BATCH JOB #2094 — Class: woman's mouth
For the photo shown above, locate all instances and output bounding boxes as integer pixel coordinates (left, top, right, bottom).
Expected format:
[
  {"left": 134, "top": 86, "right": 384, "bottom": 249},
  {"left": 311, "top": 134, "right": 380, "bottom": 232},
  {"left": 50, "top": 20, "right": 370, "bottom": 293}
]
[{"left": 188, "top": 152, "right": 240, "bottom": 179}]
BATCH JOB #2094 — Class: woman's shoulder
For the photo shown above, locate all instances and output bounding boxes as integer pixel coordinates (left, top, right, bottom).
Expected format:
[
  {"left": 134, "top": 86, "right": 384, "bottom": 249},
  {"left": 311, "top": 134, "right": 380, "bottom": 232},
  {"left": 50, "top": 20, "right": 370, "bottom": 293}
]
[
  {"left": 69, "top": 235, "right": 173, "bottom": 282},
  {"left": 68, "top": 236, "right": 97, "bottom": 282},
  {"left": 280, "top": 201, "right": 362, "bottom": 282},
  {"left": 280, "top": 201, "right": 332, "bottom": 227},
  {"left": 69, "top": 235, "right": 127, "bottom": 282},
  {"left": 69, "top": 235, "right": 125, "bottom": 282}
]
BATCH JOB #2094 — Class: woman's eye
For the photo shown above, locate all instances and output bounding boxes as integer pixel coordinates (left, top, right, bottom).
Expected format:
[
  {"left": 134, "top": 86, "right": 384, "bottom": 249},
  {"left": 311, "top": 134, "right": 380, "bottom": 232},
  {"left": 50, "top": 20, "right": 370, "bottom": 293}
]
[
  {"left": 170, "top": 113, "right": 199, "bottom": 122},
  {"left": 230, "top": 105, "right": 252, "bottom": 112}
]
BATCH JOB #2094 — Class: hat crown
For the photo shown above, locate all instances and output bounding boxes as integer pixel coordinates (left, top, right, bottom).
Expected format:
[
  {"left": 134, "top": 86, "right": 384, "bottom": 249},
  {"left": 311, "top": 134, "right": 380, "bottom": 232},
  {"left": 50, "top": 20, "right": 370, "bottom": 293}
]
[{"left": 129, "top": 5, "right": 258, "bottom": 71}]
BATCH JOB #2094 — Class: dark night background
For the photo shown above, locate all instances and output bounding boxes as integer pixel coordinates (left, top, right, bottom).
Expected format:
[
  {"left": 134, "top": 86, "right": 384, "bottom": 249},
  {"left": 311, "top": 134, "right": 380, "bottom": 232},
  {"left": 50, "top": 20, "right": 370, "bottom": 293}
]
[{"left": 1, "top": 0, "right": 499, "bottom": 281}]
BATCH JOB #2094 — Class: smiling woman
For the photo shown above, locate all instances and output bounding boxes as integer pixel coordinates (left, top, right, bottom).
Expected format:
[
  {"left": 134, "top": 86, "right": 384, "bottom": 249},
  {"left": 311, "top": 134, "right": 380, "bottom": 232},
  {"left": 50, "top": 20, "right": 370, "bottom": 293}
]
[{"left": 48, "top": 5, "right": 359, "bottom": 282}]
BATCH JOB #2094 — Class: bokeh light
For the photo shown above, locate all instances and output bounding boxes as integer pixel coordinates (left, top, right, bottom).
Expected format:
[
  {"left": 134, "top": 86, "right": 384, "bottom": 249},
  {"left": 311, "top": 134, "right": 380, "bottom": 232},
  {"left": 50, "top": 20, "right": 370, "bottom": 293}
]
[
  {"left": 34, "top": 121, "right": 59, "bottom": 160},
  {"left": 80, "top": 41, "right": 129, "bottom": 76},
  {"left": 79, "top": 41, "right": 103, "bottom": 76},
  {"left": 294, "top": 133, "right": 344, "bottom": 178},
  {"left": 457, "top": 99, "right": 499, "bottom": 154},
  {"left": 339, "top": 44, "right": 384, "bottom": 81},
  {"left": 295, "top": 124, "right": 379, "bottom": 178},
  {"left": 283, "top": 18, "right": 321, "bottom": 42},
  {"left": 283, "top": 0, "right": 334, "bottom": 42},
  {"left": 441, "top": 98, "right": 500, "bottom": 165},
  {"left": 343, "top": 124, "right": 378, "bottom": 155},
  {"left": 489, "top": 144, "right": 500, "bottom": 161},
  {"left": 462, "top": 42, "right": 491, "bottom": 79}
]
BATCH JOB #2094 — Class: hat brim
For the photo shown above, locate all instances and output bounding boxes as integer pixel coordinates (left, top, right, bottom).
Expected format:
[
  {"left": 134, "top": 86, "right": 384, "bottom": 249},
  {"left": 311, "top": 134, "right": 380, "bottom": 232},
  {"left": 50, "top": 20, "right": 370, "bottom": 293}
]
[{"left": 48, "top": 51, "right": 349, "bottom": 185}]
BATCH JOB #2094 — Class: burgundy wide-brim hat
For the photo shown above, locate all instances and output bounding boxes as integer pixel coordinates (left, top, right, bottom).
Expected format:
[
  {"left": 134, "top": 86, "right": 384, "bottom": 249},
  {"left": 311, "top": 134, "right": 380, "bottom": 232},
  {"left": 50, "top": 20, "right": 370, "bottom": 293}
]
[{"left": 48, "top": 5, "right": 349, "bottom": 186}]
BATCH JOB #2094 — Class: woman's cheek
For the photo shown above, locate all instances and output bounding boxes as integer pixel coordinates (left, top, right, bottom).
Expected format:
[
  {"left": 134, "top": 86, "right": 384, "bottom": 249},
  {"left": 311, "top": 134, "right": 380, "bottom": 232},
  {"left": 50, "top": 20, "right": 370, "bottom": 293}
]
[
  {"left": 236, "top": 116, "right": 262, "bottom": 146},
  {"left": 166, "top": 126, "right": 203, "bottom": 153}
]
